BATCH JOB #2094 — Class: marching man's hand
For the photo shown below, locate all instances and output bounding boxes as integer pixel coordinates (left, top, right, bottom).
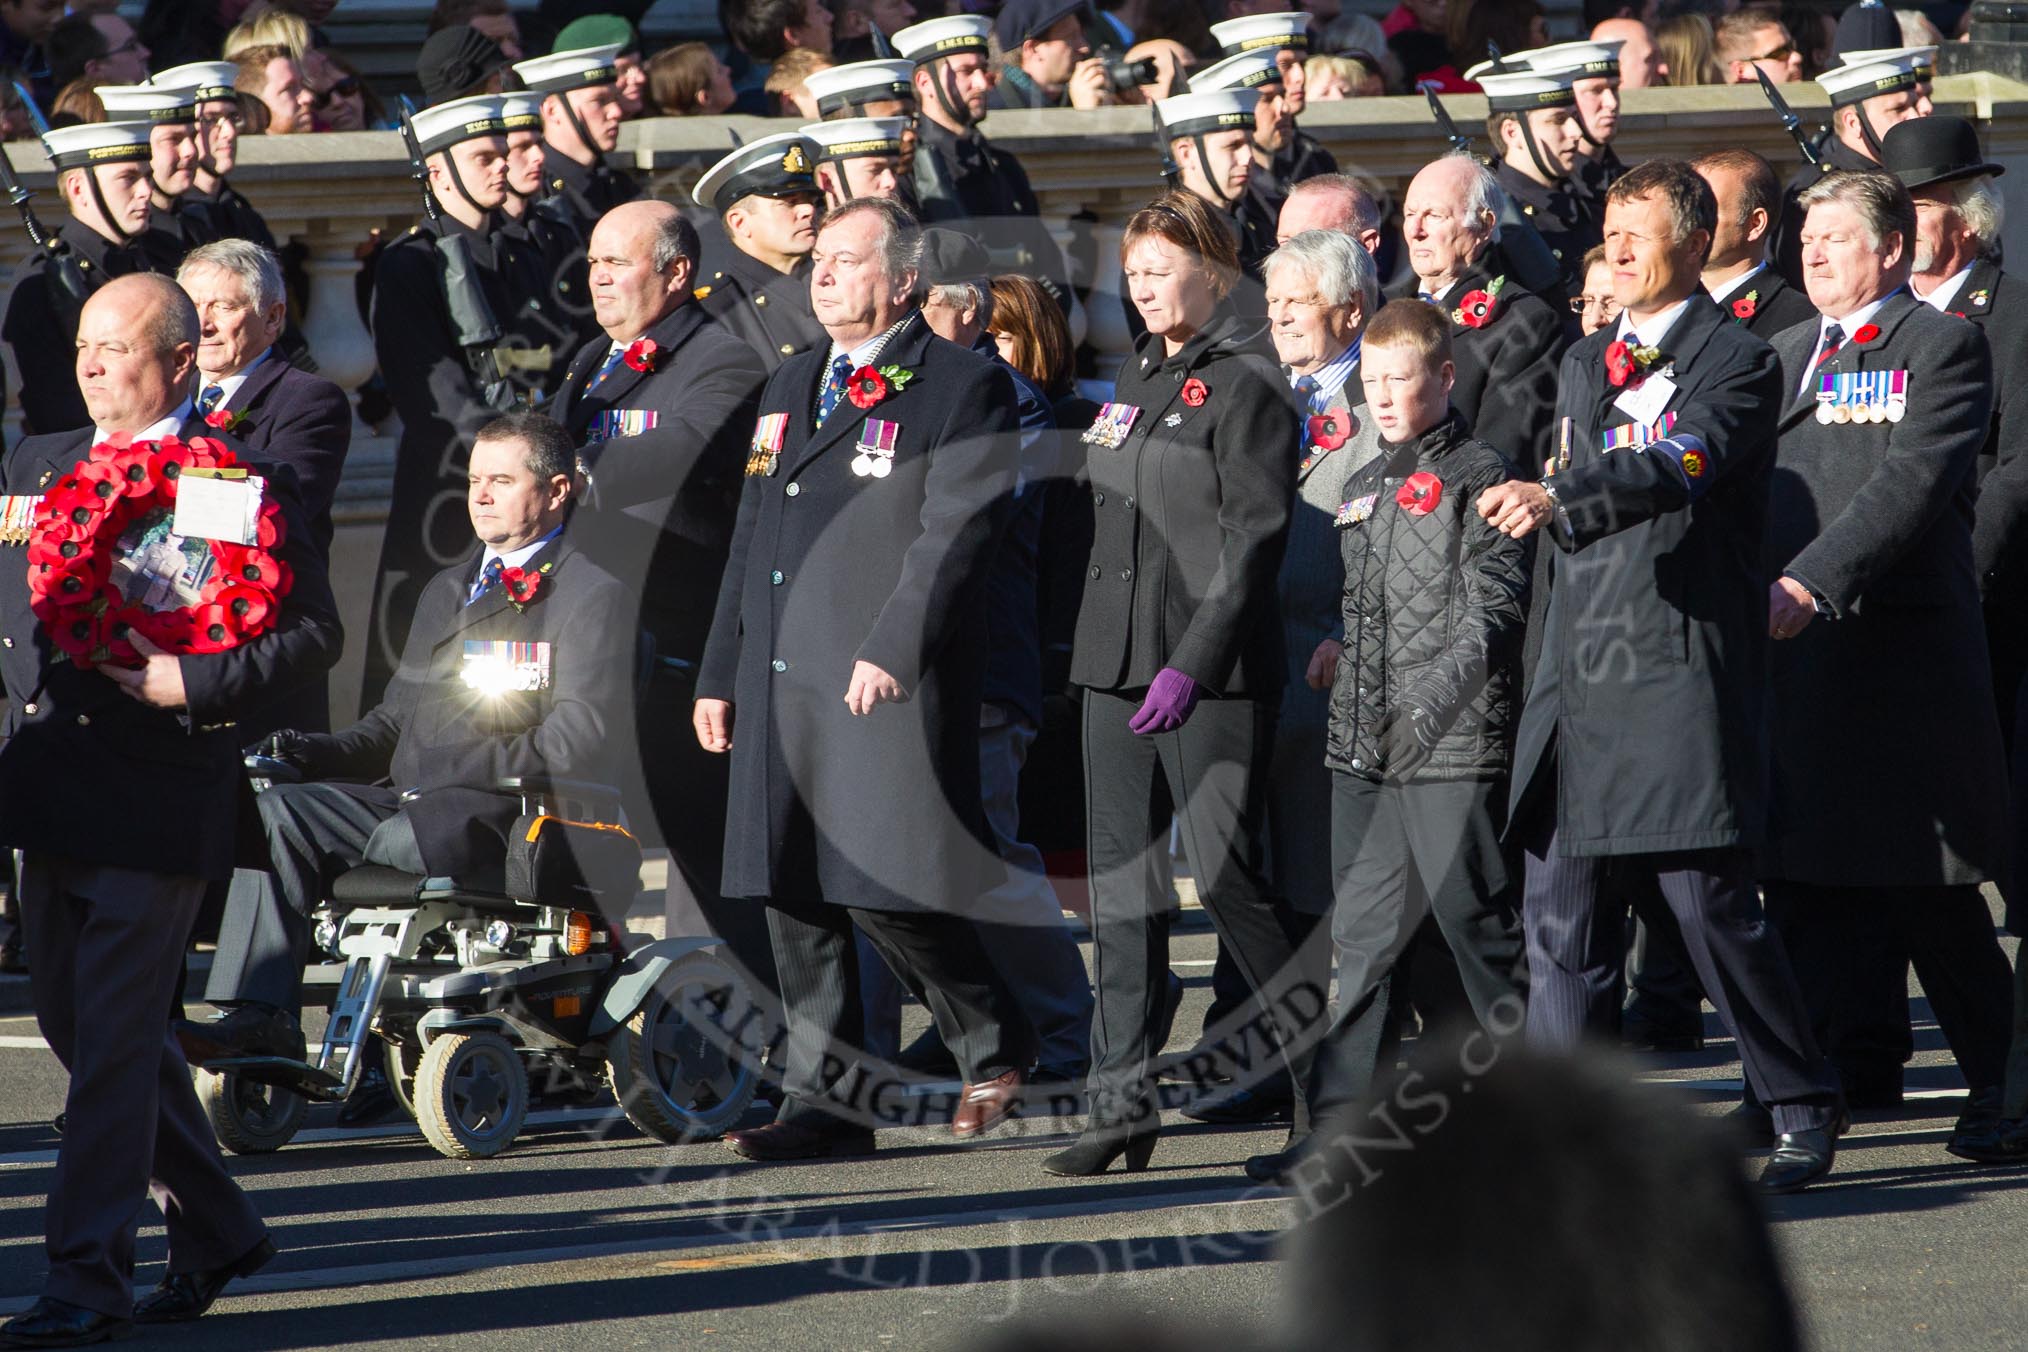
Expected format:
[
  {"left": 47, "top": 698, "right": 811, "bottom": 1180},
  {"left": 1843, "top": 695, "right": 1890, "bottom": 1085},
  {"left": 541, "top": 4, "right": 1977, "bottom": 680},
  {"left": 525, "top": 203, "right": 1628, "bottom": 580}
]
[
  {"left": 1477, "top": 481, "right": 1555, "bottom": 538},
  {"left": 97, "top": 631, "right": 187, "bottom": 709},
  {"left": 845, "top": 661, "right": 907, "bottom": 716},
  {"left": 694, "top": 698, "right": 734, "bottom": 752},
  {"left": 1768, "top": 576, "right": 1818, "bottom": 640}
]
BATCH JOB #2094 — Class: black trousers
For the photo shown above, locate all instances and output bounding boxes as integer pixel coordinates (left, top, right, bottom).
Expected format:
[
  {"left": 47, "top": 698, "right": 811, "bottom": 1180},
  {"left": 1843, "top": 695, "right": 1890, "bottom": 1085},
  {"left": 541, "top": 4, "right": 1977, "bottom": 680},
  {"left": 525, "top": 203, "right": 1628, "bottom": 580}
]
[
  {"left": 1308, "top": 774, "right": 1528, "bottom": 1118},
  {"left": 1624, "top": 900, "right": 1707, "bottom": 1036},
  {"left": 1523, "top": 830, "right": 1839, "bottom": 1134},
  {"left": 20, "top": 856, "right": 266, "bottom": 1316},
  {"left": 205, "top": 781, "right": 422, "bottom": 1012},
  {"left": 1081, "top": 689, "right": 1322, "bottom": 1130},
  {"left": 1764, "top": 881, "right": 2013, "bottom": 1095},
  {"left": 765, "top": 896, "right": 1028, "bottom": 1131}
]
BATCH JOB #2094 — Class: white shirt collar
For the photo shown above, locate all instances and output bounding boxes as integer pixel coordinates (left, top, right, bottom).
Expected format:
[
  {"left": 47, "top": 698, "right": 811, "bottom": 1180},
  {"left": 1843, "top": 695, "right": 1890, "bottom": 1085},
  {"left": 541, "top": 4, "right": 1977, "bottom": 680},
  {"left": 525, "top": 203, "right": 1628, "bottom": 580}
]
[
  {"left": 1614, "top": 295, "right": 1693, "bottom": 351},
  {"left": 826, "top": 315, "right": 911, "bottom": 373},
  {"left": 101, "top": 399, "right": 194, "bottom": 444},
  {"left": 1919, "top": 263, "right": 1977, "bottom": 313},
  {"left": 1287, "top": 338, "right": 1362, "bottom": 403},
  {"left": 1799, "top": 291, "right": 1898, "bottom": 395},
  {"left": 482, "top": 530, "right": 557, "bottom": 576},
  {"left": 1706, "top": 263, "right": 1766, "bottom": 306},
  {"left": 203, "top": 346, "right": 271, "bottom": 407}
]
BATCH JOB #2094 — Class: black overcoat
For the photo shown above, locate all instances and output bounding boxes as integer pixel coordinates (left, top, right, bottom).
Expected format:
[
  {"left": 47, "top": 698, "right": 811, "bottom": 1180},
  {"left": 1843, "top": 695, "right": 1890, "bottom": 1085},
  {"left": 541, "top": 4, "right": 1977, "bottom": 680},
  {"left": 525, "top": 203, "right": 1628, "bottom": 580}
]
[
  {"left": 1511, "top": 294, "right": 1781, "bottom": 857},
  {"left": 1723, "top": 266, "right": 1817, "bottom": 342},
  {"left": 552, "top": 301, "right": 767, "bottom": 664},
  {"left": 304, "top": 536, "right": 634, "bottom": 883},
  {"left": 1068, "top": 313, "right": 1296, "bottom": 700},
  {"left": 0, "top": 422, "right": 341, "bottom": 880},
  {"left": 696, "top": 313, "right": 1018, "bottom": 911},
  {"left": 215, "top": 351, "right": 352, "bottom": 552},
  {"left": 695, "top": 246, "right": 825, "bottom": 373},
  {"left": 1763, "top": 292, "right": 2008, "bottom": 887}
]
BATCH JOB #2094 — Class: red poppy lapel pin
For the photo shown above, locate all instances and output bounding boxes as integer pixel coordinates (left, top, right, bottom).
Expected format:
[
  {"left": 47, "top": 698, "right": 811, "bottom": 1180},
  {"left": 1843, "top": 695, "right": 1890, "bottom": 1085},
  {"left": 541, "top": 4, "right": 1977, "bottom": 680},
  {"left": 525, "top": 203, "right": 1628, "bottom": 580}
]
[{"left": 622, "top": 337, "right": 660, "bottom": 372}]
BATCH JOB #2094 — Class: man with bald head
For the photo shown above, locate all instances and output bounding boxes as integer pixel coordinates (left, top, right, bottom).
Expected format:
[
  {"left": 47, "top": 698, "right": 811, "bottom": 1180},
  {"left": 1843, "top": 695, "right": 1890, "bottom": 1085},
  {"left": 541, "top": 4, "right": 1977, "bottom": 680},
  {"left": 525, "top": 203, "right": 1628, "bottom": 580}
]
[
  {"left": 1277, "top": 173, "right": 1382, "bottom": 255},
  {"left": 550, "top": 199, "right": 776, "bottom": 998},
  {"left": 0, "top": 273, "right": 339, "bottom": 1345},
  {"left": 1590, "top": 17, "right": 1665, "bottom": 87}
]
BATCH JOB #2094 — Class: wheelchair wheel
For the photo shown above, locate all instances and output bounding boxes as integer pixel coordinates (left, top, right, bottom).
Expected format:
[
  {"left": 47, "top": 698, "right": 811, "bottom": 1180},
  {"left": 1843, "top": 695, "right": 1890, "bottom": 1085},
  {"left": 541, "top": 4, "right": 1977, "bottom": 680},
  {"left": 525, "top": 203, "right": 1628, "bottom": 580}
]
[
  {"left": 414, "top": 1031, "right": 528, "bottom": 1160},
  {"left": 385, "top": 1039, "right": 423, "bottom": 1121},
  {"left": 606, "top": 949, "right": 759, "bottom": 1144},
  {"left": 195, "top": 1067, "right": 307, "bottom": 1155}
]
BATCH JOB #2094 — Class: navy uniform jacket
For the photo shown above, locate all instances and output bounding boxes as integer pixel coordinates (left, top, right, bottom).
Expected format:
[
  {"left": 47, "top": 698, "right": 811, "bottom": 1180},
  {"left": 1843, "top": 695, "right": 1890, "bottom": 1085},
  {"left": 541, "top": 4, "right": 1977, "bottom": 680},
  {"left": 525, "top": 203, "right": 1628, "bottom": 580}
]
[
  {"left": 1775, "top": 138, "right": 1874, "bottom": 288},
  {"left": 301, "top": 536, "right": 634, "bottom": 884},
  {"left": 139, "top": 209, "right": 216, "bottom": 273},
  {"left": 1496, "top": 161, "right": 1598, "bottom": 292},
  {"left": 2, "top": 220, "right": 153, "bottom": 437},
  {"left": 1763, "top": 293, "right": 2007, "bottom": 887},
  {"left": 697, "top": 313, "right": 1018, "bottom": 911},
  {"left": 181, "top": 181, "right": 278, "bottom": 250},
  {"left": 912, "top": 117, "right": 1069, "bottom": 295},
  {"left": 0, "top": 422, "right": 341, "bottom": 880},
  {"left": 538, "top": 146, "right": 642, "bottom": 233},
  {"left": 696, "top": 246, "right": 825, "bottom": 373},
  {"left": 551, "top": 300, "right": 767, "bottom": 664},
  {"left": 1511, "top": 294, "right": 1780, "bottom": 857},
  {"left": 363, "top": 212, "right": 569, "bottom": 709},
  {"left": 1070, "top": 313, "right": 1296, "bottom": 700},
  {"left": 1389, "top": 261, "right": 1568, "bottom": 476}
]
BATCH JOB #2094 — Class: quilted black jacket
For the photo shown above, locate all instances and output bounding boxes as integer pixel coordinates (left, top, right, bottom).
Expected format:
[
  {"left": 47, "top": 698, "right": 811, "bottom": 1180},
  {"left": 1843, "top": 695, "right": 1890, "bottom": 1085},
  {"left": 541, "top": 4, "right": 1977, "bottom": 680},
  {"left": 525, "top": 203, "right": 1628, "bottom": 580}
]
[{"left": 1324, "top": 410, "right": 1532, "bottom": 782}]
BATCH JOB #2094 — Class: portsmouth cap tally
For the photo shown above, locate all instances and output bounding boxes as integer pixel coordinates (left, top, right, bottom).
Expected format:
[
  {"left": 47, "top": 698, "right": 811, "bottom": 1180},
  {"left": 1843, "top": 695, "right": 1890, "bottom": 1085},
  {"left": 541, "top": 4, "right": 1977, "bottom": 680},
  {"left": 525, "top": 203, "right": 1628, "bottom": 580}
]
[
  {"left": 893, "top": 15, "right": 992, "bottom": 65},
  {"left": 410, "top": 93, "right": 507, "bottom": 157},
  {"left": 1190, "top": 49, "right": 1283, "bottom": 94},
  {"left": 803, "top": 59, "right": 917, "bottom": 117},
  {"left": 497, "top": 91, "right": 543, "bottom": 132},
  {"left": 802, "top": 117, "right": 908, "bottom": 162},
  {"left": 511, "top": 42, "right": 623, "bottom": 94},
  {"left": 150, "top": 61, "right": 237, "bottom": 103},
  {"left": 43, "top": 120, "right": 154, "bottom": 171},
  {"left": 1817, "top": 45, "right": 1936, "bottom": 107},
  {"left": 1210, "top": 12, "right": 1312, "bottom": 57},
  {"left": 692, "top": 132, "right": 821, "bottom": 211},
  {"left": 1156, "top": 87, "right": 1260, "bottom": 138},
  {"left": 97, "top": 82, "right": 198, "bottom": 125}
]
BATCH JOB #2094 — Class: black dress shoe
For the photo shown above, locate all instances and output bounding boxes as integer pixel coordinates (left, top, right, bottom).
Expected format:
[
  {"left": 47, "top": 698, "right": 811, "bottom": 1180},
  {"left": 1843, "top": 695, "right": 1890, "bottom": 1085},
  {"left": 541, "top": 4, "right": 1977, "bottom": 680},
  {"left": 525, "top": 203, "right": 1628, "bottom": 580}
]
[
  {"left": 1759, "top": 1129, "right": 1835, "bottom": 1193},
  {"left": 1242, "top": 1132, "right": 1311, "bottom": 1186},
  {"left": 724, "top": 1119, "right": 876, "bottom": 1161},
  {"left": 0, "top": 1297, "right": 129, "bottom": 1347},
  {"left": 1946, "top": 1116, "right": 2028, "bottom": 1165},
  {"left": 1953, "top": 1086, "right": 2005, "bottom": 1137},
  {"left": 132, "top": 1237, "right": 275, "bottom": 1324},
  {"left": 1182, "top": 1084, "right": 1292, "bottom": 1125},
  {"left": 173, "top": 1005, "right": 305, "bottom": 1065}
]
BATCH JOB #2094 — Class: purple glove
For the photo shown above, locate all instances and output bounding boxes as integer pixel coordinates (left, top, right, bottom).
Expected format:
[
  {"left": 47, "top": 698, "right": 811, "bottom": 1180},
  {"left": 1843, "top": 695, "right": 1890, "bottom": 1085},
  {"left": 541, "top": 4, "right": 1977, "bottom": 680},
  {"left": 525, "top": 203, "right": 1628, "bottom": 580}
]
[{"left": 1128, "top": 668, "right": 1202, "bottom": 735}]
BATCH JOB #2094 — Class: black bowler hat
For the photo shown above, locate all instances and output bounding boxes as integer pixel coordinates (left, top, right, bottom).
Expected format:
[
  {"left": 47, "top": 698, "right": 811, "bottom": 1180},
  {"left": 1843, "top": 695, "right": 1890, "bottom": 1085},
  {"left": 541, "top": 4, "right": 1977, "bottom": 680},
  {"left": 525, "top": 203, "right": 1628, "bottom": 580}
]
[
  {"left": 919, "top": 228, "right": 992, "bottom": 287},
  {"left": 1880, "top": 115, "right": 2006, "bottom": 190}
]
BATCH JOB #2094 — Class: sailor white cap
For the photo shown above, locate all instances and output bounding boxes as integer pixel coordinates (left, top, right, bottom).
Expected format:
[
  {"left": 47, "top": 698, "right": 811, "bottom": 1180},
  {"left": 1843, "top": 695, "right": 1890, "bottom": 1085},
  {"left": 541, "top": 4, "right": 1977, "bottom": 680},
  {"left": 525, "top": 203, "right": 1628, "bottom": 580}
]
[
  {"left": 803, "top": 60, "right": 917, "bottom": 117},
  {"left": 410, "top": 93, "right": 507, "bottom": 157},
  {"left": 1817, "top": 45, "right": 1936, "bottom": 107},
  {"left": 1210, "top": 12, "right": 1312, "bottom": 57},
  {"left": 1157, "top": 88, "right": 1261, "bottom": 138},
  {"left": 43, "top": 120, "right": 154, "bottom": 171},
  {"left": 892, "top": 15, "right": 991, "bottom": 65},
  {"left": 1190, "top": 49, "right": 1283, "bottom": 94},
  {"left": 150, "top": 62, "right": 237, "bottom": 103},
  {"left": 510, "top": 42, "right": 622, "bottom": 94}
]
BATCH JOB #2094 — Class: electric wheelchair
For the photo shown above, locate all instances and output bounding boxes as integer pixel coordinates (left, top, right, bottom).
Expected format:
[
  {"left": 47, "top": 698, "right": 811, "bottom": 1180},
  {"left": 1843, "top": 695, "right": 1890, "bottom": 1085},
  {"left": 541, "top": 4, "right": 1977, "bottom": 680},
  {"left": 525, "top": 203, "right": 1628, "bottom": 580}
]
[{"left": 192, "top": 762, "right": 761, "bottom": 1161}]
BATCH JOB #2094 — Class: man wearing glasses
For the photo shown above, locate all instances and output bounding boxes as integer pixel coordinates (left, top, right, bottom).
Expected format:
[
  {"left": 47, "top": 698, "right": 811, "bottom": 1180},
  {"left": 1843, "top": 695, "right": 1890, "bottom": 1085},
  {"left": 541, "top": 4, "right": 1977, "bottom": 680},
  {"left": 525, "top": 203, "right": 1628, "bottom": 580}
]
[{"left": 1715, "top": 10, "right": 1804, "bottom": 86}]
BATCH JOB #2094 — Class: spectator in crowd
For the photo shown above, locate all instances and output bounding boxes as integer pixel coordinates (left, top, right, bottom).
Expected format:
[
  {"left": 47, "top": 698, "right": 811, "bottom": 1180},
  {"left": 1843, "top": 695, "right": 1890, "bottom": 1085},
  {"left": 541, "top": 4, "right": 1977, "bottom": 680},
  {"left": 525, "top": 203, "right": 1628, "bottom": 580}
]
[
  {"left": 993, "top": 0, "right": 1112, "bottom": 111},
  {"left": 1571, "top": 243, "right": 1618, "bottom": 334},
  {"left": 50, "top": 75, "right": 104, "bottom": 123},
  {"left": 556, "top": 14, "right": 648, "bottom": 118},
  {"left": 308, "top": 47, "right": 381, "bottom": 132},
  {"left": 222, "top": 4, "right": 313, "bottom": 62},
  {"left": 1897, "top": 7, "right": 1946, "bottom": 48},
  {"left": 0, "top": 65, "right": 31, "bottom": 139},
  {"left": 47, "top": 10, "right": 148, "bottom": 93},
  {"left": 138, "top": 0, "right": 236, "bottom": 74},
  {"left": 1050, "top": 189, "right": 1317, "bottom": 1179},
  {"left": 1449, "top": 0, "right": 1546, "bottom": 88},
  {"left": 1782, "top": 1, "right": 1836, "bottom": 79},
  {"left": 1762, "top": 168, "right": 2012, "bottom": 1155},
  {"left": 430, "top": 0, "right": 525, "bottom": 64},
  {"left": 1385, "top": 0, "right": 1463, "bottom": 91},
  {"left": 1715, "top": 8, "right": 1804, "bottom": 85},
  {"left": 1305, "top": 51, "right": 1384, "bottom": 100},
  {"left": 1591, "top": 16, "right": 1666, "bottom": 87},
  {"left": 833, "top": 0, "right": 917, "bottom": 63},
  {"left": 648, "top": 40, "right": 735, "bottom": 116},
  {"left": 1277, "top": 172, "right": 1383, "bottom": 254},
  {"left": 721, "top": 0, "right": 835, "bottom": 66},
  {"left": 0, "top": 0, "right": 61, "bottom": 108},
  {"left": 235, "top": 42, "right": 314, "bottom": 135},
  {"left": 1318, "top": 14, "right": 1397, "bottom": 89},
  {"left": 416, "top": 23, "right": 510, "bottom": 105},
  {"left": 764, "top": 45, "right": 830, "bottom": 119},
  {"left": 1656, "top": 13, "right": 1722, "bottom": 86}
]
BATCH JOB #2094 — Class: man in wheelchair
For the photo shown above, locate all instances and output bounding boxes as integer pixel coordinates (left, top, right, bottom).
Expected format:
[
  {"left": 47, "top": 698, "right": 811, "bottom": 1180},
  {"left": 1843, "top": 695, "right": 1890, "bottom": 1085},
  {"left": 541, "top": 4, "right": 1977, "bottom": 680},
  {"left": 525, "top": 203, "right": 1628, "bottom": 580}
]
[{"left": 178, "top": 411, "right": 636, "bottom": 1063}]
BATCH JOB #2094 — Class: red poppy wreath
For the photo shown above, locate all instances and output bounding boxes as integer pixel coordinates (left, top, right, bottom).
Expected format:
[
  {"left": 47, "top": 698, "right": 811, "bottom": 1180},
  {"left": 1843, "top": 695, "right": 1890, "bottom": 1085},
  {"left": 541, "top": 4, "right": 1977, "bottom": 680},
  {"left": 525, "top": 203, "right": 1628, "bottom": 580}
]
[{"left": 26, "top": 435, "right": 291, "bottom": 667}]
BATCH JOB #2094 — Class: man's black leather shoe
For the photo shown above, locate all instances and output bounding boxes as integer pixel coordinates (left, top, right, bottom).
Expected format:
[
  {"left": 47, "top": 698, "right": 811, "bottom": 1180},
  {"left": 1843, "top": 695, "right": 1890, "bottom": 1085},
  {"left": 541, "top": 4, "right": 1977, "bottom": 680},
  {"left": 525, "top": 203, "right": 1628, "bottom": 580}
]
[
  {"left": 1947, "top": 1116, "right": 2028, "bottom": 1165},
  {"left": 174, "top": 1006, "right": 305, "bottom": 1065},
  {"left": 132, "top": 1236, "right": 276, "bottom": 1323},
  {"left": 1759, "top": 1129, "right": 1835, "bottom": 1193},
  {"left": 1182, "top": 1081, "right": 1293, "bottom": 1125},
  {"left": 0, "top": 1297, "right": 130, "bottom": 1347},
  {"left": 1242, "top": 1132, "right": 1310, "bottom": 1185}
]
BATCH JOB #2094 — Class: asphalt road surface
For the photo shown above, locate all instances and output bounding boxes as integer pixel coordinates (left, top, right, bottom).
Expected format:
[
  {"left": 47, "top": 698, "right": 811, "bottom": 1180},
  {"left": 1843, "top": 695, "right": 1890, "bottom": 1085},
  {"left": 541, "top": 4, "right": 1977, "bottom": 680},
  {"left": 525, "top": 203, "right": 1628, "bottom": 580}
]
[{"left": 2, "top": 920, "right": 2025, "bottom": 1351}]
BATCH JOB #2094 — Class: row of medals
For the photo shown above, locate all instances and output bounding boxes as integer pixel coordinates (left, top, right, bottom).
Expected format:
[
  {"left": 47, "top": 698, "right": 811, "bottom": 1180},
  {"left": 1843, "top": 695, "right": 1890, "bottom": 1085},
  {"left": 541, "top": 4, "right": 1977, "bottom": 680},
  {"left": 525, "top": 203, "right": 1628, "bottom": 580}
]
[{"left": 1817, "top": 398, "right": 1907, "bottom": 425}]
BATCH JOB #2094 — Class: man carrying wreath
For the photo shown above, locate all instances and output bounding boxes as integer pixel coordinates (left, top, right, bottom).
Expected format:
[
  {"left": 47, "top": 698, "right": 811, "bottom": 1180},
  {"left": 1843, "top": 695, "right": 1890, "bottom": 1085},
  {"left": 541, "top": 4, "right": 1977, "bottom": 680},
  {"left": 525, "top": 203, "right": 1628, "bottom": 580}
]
[{"left": 0, "top": 273, "right": 341, "bottom": 1346}]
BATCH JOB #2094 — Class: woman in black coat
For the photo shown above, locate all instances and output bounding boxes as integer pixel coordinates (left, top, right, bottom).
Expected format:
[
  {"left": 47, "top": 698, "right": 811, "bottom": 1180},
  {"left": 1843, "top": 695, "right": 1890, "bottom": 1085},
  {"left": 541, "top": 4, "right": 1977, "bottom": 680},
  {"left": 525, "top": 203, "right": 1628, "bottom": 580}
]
[{"left": 1046, "top": 191, "right": 1316, "bottom": 1176}]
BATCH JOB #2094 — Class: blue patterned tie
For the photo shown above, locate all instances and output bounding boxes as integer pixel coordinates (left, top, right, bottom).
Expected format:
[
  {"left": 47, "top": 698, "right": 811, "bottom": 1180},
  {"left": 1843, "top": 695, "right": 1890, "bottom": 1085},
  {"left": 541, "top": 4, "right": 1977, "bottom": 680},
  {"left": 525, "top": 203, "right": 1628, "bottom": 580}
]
[
  {"left": 197, "top": 383, "right": 225, "bottom": 415},
  {"left": 1293, "top": 374, "right": 1321, "bottom": 416},
  {"left": 469, "top": 557, "right": 503, "bottom": 606},
  {"left": 816, "top": 353, "right": 855, "bottom": 427},
  {"left": 590, "top": 344, "right": 627, "bottom": 389}
]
